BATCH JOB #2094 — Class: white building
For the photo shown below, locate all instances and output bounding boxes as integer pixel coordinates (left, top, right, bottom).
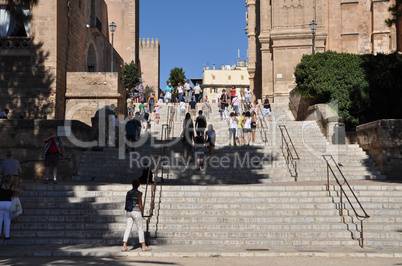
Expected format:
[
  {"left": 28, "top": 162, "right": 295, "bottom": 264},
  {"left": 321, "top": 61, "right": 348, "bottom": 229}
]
[{"left": 202, "top": 60, "right": 250, "bottom": 103}]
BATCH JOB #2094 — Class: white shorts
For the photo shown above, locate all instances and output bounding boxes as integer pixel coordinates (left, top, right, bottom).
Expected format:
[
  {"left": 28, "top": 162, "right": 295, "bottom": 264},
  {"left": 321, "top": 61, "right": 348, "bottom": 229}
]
[{"left": 262, "top": 108, "right": 271, "bottom": 117}]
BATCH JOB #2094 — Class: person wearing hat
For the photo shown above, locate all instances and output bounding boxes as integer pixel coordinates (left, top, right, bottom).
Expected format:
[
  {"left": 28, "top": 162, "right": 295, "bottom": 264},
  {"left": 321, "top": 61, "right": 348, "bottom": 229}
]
[{"left": 0, "top": 151, "right": 22, "bottom": 179}]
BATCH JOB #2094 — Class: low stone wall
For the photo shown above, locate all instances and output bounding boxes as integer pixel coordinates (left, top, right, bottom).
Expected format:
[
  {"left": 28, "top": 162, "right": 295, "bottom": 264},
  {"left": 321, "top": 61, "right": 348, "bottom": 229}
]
[
  {"left": 289, "top": 88, "right": 311, "bottom": 120},
  {"left": 0, "top": 119, "right": 94, "bottom": 182},
  {"left": 288, "top": 88, "right": 359, "bottom": 144},
  {"left": 356, "top": 119, "right": 402, "bottom": 180}
]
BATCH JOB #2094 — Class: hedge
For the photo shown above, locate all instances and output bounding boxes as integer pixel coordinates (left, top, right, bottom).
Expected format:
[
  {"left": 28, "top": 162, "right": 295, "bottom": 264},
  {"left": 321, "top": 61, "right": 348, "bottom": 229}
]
[{"left": 295, "top": 51, "right": 402, "bottom": 130}]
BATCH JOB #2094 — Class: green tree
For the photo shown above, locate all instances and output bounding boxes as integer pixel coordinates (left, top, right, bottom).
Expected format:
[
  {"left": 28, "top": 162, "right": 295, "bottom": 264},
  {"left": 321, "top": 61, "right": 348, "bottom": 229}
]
[
  {"left": 168, "top": 67, "right": 186, "bottom": 88},
  {"left": 295, "top": 51, "right": 402, "bottom": 130},
  {"left": 295, "top": 51, "right": 369, "bottom": 129},
  {"left": 121, "top": 61, "right": 141, "bottom": 95}
]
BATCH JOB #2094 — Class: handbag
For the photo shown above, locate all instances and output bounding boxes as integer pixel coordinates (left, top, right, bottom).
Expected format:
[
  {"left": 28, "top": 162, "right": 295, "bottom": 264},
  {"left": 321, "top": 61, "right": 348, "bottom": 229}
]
[{"left": 10, "top": 197, "right": 23, "bottom": 219}]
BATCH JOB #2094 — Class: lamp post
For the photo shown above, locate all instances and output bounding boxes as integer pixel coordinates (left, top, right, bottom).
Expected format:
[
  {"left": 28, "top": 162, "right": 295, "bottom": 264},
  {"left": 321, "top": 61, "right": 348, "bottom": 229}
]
[
  {"left": 109, "top": 22, "right": 117, "bottom": 72},
  {"left": 309, "top": 20, "right": 317, "bottom": 54}
]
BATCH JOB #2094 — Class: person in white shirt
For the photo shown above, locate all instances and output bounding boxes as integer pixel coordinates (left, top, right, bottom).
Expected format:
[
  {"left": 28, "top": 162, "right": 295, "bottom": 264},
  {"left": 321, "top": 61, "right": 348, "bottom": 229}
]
[
  {"left": 232, "top": 95, "right": 240, "bottom": 113},
  {"left": 184, "top": 80, "right": 192, "bottom": 103},
  {"left": 244, "top": 88, "right": 252, "bottom": 109},
  {"left": 177, "top": 83, "right": 184, "bottom": 102},
  {"left": 179, "top": 99, "right": 187, "bottom": 121},
  {"left": 154, "top": 104, "right": 162, "bottom": 124},
  {"left": 243, "top": 111, "right": 252, "bottom": 145},
  {"left": 228, "top": 112, "right": 238, "bottom": 146},
  {"left": 202, "top": 97, "right": 212, "bottom": 120},
  {"left": 193, "top": 83, "right": 202, "bottom": 103}
]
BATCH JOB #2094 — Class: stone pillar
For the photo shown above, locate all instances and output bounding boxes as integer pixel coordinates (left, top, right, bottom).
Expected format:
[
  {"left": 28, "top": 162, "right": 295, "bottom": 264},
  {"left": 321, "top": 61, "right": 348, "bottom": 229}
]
[
  {"left": 259, "top": 0, "right": 273, "bottom": 99},
  {"left": 246, "top": 0, "right": 258, "bottom": 97}
]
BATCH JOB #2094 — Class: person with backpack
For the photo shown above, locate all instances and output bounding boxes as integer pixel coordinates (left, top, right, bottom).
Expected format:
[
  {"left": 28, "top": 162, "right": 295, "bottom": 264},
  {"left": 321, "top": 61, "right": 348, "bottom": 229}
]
[
  {"left": 140, "top": 104, "right": 150, "bottom": 132},
  {"left": 202, "top": 97, "right": 212, "bottom": 121},
  {"left": 122, "top": 178, "right": 152, "bottom": 252},
  {"left": 41, "top": 128, "right": 65, "bottom": 184},
  {"left": 147, "top": 93, "right": 157, "bottom": 120}
]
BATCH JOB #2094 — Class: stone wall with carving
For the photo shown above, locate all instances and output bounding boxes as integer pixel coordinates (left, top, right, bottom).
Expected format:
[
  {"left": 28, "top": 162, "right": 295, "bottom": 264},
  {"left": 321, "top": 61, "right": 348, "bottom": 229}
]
[{"left": 356, "top": 119, "right": 402, "bottom": 180}]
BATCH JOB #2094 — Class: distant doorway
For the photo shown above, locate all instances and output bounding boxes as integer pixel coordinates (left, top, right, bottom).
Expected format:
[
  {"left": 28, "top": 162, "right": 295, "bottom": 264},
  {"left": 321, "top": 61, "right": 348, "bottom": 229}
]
[{"left": 87, "top": 44, "right": 97, "bottom": 72}]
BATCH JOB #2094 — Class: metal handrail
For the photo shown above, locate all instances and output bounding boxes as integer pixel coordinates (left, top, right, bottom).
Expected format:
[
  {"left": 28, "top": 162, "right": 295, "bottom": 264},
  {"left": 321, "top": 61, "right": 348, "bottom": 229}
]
[
  {"left": 323, "top": 155, "right": 370, "bottom": 248},
  {"left": 239, "top": 89, "right": 248, "bottom": 112},
  {"left": 142, "top": 155, "right": 161, "bottom": 245},
  {"left": 278, "top": 125, "right": 300, "bottom": 181},
  {"left": 257, "top": 105, "right": 268, "bottom": 145},
  {"left": 167, "top": 105, "right": 175, "bottom": 138}
]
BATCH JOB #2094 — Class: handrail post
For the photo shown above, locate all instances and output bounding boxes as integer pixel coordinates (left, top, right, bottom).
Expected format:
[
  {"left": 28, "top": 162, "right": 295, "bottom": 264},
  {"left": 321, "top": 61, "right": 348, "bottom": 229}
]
[
  {"left": 295, "top": 161, "right": 298, "bottom": 182},
  {"left": 361, "top": 220, "right": 364, "bottom": 248},
  {"left": 327, "top": 163, "right": 330, "bottom": 191},
  {"left": 340, "top": 187, "right": 343, "bottom": 217},
  {"left": 323, "top": 154, "right": 369, "bottom": 249}
]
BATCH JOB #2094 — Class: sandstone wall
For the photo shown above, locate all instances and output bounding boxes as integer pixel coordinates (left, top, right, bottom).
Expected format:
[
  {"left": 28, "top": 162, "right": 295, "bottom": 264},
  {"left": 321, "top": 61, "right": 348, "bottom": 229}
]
[
  {"left": 357, "top": 119, "right": 402, "bottom": 180},
  {"left": 0, "top": 0, "right": 58, "bottom": 119},
  {"left": 65, "top": 72, "right": 125, "bottom": 126},
  {"left": 0, "top": 119, "right": 94, "bottom": 181},
  {"left": 247, "top": 0, "right": 398, "bottom": 103},
  {"left": 139, "top": 38, "right": 160, "bottom": 91},
  {"left": 0, "top": 0, "right": 126, "bottom": 120},
  {"left": 105, "top": 0, "right": 139, "bottom": 65}
]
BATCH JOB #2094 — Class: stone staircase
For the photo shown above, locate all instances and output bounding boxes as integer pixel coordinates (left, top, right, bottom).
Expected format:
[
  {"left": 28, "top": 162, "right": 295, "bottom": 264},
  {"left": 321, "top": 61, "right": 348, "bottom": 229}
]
[
  {"left": 5, "top": 102, "right": 401, "bottom": 250},
  {"left": 8, "top": 181, "right": 402, "bottom": 248},
  {"left": 72, "top": 102, "right": 384, "bottom": 184}
]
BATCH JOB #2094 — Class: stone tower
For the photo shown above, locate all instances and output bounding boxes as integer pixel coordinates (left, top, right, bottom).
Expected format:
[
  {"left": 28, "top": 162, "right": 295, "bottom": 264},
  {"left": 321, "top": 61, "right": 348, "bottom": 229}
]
[{"left": 139, "top": 38, "right": 161, "bottom": 91}]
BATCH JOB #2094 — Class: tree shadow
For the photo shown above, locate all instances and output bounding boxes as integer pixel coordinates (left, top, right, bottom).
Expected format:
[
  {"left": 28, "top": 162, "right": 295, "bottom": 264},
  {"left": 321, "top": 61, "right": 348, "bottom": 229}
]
[{"left": 0, "top": 38, "right": 55, "bottom": 119}]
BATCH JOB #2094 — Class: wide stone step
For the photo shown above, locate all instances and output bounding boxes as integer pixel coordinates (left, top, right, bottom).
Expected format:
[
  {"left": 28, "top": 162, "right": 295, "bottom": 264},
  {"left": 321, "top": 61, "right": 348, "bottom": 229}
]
[{"left": 2, "top": 237, "right": 359, "bottom": 246}]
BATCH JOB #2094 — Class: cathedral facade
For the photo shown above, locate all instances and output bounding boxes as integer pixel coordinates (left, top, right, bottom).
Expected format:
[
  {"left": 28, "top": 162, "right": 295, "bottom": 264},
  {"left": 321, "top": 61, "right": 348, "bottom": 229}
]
[{"left": 246, "top": 0, "right": 400, "bottom": 103}]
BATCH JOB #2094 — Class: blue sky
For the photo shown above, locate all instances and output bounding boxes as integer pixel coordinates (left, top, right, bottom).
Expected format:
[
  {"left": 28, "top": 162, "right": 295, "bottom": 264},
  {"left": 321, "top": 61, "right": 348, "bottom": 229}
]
[{"left": 140, "top": 0, "right": 248, "bottom": 88}]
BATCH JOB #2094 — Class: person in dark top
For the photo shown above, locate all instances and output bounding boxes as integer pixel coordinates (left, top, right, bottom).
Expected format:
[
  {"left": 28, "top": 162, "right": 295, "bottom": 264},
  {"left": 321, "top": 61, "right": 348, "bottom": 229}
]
[
  {"left": 220, "top": 89, "right": 229, "bottom": 121},
  {"left": 194, "top": 134, "right": 206, "bottom": 171},
  {"left": 188, "top": 97, "right": 197, "bottom": 120},
  {"left": 139, "top": 162, "right": 153, "bottom": 184},
  {"left": 195, "top": 110, "right": 207, "bottom": 136},
  {"left": 125, "top": 118, "right": 137, "bottom": 152},
  {"left": 0, "top": 174, "right": 23, "bottom": 240},
  {"left": 205, "top": 124, "right": 216, "bottom": 157},
  {"left": 182, "top": 113, "right": 194, "bottom": 164},
  {"left": 122, "top": 178, "right": 151, "bottom": 252},
  {"left": 262, "top": 95, "right": 272, "bottom": 121}
]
